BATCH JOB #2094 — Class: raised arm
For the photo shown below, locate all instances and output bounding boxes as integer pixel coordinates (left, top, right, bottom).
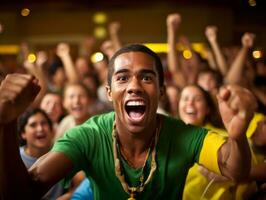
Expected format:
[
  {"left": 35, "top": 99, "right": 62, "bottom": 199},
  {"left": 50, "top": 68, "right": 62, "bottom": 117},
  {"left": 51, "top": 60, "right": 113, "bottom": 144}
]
[
  {"left": 166, "top": 13, "right": 181, "bottom": 75},
  {"left": 217, "top": 85, "right": 257, "bottom": 181},
  {"left": 108, "top": 21, "right": 122, "bottom": 52},
  {"left": 56, "top": 43, "right": 79, "bottom": 83},
  {"left": 205, "top": 26, "right": 228, "bottom": 75},
  {"left": 0, "top": 74, "right": 73, "bottom": 199},
  {"left": 23, "top": 51, "right": 48, "bottom": 107},
  {"left": 166, "top": 13, "right": 186, "bottom": 88},
  {"left": 225, "top": 33, "right": 255, "bottom": 85}
]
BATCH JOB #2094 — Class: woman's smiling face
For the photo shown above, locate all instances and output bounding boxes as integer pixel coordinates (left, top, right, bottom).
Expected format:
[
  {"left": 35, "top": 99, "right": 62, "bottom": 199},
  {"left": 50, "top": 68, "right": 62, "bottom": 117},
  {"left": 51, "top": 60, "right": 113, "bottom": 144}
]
[{"left": 179, "top": 86, "right": 210, "bottom": 126}]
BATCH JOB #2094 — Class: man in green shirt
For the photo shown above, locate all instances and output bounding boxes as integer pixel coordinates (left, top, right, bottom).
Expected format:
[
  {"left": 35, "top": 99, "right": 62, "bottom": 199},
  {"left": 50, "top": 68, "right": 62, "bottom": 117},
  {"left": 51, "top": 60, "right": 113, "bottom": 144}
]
[{"left": 0, "top": 44, "right": 256, "bottom": 199}]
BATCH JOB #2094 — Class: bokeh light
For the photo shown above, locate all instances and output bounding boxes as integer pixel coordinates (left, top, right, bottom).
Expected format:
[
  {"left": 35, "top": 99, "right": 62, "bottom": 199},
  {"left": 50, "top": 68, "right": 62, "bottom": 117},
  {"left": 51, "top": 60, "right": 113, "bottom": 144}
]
[
  {"left": 21, "top": 8, "right": 30, "bottom": 17},
  {"left": 252, "top": 50, "right": 262, "bottom": 59},
  {"left": 91, "top": 52, "right": 104, "bottom": 63},
  {"left": 248, "top": 0, "right": 256, "bottom": 7},
  {"left": 27, "top": 53, "right": 36, "bottom": 63},
  {"left": 183, "top": 49, "right": 192, "bottom": 59},
  {"left": 94, "top": 27, "right": 107, "bottom": 39},
  {"left": 93, "top": 12, "right": 107, "bottom": 24}
]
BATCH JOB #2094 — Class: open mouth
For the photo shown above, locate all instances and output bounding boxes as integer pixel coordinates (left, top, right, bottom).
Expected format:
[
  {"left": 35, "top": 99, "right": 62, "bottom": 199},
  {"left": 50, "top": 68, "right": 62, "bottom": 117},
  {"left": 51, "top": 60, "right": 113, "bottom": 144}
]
[
  {"left": 35, "top": 134, "right": 47, "bottom": 141},
  {"left": 185, "top": 107, "right": 197, "bottom": 116},
  {"left": 125, "top": 100, "right": 146, "bottom": 121}
]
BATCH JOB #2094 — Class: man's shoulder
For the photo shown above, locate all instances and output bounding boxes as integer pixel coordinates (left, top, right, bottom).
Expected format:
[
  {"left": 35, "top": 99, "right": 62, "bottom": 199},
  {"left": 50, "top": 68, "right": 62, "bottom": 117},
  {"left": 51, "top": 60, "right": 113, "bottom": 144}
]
[
  {"left": 80, "top": 111, "right": 115, "bottom": 132},
  {"left": 162, "top": 114, "right": 207, "bottom": 134}
]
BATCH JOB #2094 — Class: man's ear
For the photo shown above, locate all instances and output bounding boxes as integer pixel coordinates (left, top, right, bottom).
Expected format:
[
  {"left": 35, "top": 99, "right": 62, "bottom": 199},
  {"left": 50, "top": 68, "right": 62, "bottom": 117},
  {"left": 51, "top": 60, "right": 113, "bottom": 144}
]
[{"left": 106, "top": 85, "right": 113, "bottom": 102}]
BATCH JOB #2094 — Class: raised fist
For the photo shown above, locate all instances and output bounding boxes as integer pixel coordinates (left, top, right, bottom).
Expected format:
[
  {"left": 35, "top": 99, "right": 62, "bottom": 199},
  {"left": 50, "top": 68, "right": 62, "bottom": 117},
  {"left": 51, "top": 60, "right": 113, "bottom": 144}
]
[
  {"left": 167, "top": 13, "right": 181, "bottom": 30},
  {"left": 241, "top": 32, "right": 255, "bottom": 48},
  {"left": 56, "top": 43, "right": 70, "bottom": 58},
  {"left": 0, "top": 74, "right": 40, "bottom": 124},
  {"left": 205, "top": 26, "right": 218, "bottom": 42}
]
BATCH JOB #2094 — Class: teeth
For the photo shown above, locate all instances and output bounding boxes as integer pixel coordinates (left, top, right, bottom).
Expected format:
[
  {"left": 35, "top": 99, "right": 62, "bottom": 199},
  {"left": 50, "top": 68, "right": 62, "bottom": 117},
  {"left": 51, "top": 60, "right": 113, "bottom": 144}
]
[
  {"left": 186, "top": 107, "right": 196, "bottom": 114},
  {"left": 126, "top": 101, "right": 145, "bottom": 106}
]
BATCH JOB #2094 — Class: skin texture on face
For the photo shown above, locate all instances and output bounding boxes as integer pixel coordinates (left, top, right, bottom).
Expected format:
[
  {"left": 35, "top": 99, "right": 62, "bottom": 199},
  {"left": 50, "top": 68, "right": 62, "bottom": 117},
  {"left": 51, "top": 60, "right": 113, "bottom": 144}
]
[
  {"left": 179, "top": 86, "right": 210, "bottom": 126},
  {"left": 63, "top": 84, "right": 90, "bottom": 124},
  {"left": 21, "top": 113, "right": 54, "bottom": 157},
  {"left": 107, "top": 51, "right": 163, "bottom": 135},
  {"left": 40, "top": 93, "right": 63, "bottom": 123},
  {"left": 197, "top": 72, "right": 218, "bottom": 92}
]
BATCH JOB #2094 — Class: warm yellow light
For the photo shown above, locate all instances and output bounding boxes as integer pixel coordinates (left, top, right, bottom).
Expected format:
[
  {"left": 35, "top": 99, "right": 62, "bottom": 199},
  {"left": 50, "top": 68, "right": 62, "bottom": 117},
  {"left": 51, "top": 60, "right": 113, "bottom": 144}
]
[
  {"left": 253, "top": 50, "right": 262, "bottom": 59},
  {"left": 143, "top": 43, "right": 205, "bottom": 57},
  {"left": 248, "top": 0, "right": 256, "bottom": 7},
  {"left": 93, "top": 12, "right": 107, "bottom": 24},
  {"left": 94, "top": 27, "right": 107, "bottom": 39},
  {"left": 28, "top": 53, "right": 36, "bottom": 63},
  {"left": 0, "top": 45, "right": 20, "bottom": 54},
  {"left": 183, "top": 50, "right": 192, "bottom": 59},
  {"left": 144, "top": 43, "right": 168, "bottom": 53},
  {"left": 91, "top": 52, "right": 104, "bottom": 63},
  {"left": 21, "top": 8, "right": 30, "bottom": 17}
]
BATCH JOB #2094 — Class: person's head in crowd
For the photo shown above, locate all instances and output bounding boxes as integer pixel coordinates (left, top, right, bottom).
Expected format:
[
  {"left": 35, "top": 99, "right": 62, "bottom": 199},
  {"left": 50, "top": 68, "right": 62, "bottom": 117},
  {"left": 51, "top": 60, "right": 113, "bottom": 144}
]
[
  {"left": 101, "top": 40, "right": 116, "bottom": 59},
  {"left": 40, "top": 92, "right": 63, "bottom": 124},
  {"left": 75, "top": 56, "right": 91, "bottom": 78},
  {"left": 179, "top": 84, "right": 222, "bottom": 127},
  {"left": 197, "top": 68, "right": 223, "bottom": 93},
  {"left": 92, "top": 53, "right": 109, "bottom": 84},
  {"left": 165, "top": 84, "right": 180, "bottom": 117},
  {"left": 17, "top": 108, "right": 54, "bottom": 157},
  {"left": 48, "top": 59, "right": 66, "bottom": 90},
  {"left": 63, "top": 82, "right": 93, "bottom": 125}
]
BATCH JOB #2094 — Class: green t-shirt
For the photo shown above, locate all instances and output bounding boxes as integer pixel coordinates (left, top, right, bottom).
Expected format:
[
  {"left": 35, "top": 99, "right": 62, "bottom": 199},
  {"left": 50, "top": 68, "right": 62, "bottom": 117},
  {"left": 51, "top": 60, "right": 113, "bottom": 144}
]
[{"left": 52, "top": 112, "right": 208, "bottom": 199}]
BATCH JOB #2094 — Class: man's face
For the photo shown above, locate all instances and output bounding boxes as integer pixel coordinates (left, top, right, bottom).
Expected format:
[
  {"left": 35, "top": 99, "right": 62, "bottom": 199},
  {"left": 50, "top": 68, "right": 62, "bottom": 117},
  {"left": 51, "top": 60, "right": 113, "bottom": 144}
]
[{"left": 107, "top": 51, "right": 163, "bottom": 133}]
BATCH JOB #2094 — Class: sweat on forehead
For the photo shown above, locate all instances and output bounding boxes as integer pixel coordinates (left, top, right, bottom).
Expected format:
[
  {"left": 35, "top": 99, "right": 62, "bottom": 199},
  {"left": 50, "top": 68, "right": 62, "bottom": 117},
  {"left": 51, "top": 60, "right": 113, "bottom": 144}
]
[{"left": 107, "top": 44, "right": 164, "bottom": 87}]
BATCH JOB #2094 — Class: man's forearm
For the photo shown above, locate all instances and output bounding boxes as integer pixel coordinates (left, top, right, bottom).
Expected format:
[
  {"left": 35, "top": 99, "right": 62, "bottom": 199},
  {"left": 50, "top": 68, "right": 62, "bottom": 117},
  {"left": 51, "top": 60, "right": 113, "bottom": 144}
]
[
  {"left": 0, "top": 120, "right": 35, "bottom": 199},
  {"left": 218, "top": 136, "right": 251, "bottom": 181}
]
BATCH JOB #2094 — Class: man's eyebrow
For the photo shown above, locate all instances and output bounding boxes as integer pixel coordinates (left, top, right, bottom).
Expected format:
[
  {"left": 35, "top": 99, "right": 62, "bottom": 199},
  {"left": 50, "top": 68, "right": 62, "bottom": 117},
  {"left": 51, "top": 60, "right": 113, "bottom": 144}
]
[
  {"left": 114, "top": 69, "right": 129, "bottom": 75},
  {"left": 140, "top": 69, "right": 157, "bottom": 76}
]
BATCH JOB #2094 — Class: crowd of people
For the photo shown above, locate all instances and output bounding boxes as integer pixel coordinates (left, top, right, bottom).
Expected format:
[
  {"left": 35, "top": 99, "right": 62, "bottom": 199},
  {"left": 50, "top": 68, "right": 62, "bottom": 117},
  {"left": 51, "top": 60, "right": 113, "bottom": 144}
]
[{"left": 0, "top": 12, "right": 265, "bottom": 200}]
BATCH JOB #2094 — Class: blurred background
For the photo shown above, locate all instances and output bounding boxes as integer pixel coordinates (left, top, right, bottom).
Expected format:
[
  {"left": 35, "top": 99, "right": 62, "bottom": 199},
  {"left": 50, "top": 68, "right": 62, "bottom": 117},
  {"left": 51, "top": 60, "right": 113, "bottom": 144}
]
[{"left": 0, "top": 0, "right": 265, "bottom": 69}]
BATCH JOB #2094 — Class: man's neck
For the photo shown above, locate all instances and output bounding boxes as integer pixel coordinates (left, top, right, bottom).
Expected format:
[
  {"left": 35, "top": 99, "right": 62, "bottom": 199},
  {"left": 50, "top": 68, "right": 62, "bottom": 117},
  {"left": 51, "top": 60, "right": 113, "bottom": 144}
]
[{"left": 115, "top": 116, "right": 158, "bottom": 168}]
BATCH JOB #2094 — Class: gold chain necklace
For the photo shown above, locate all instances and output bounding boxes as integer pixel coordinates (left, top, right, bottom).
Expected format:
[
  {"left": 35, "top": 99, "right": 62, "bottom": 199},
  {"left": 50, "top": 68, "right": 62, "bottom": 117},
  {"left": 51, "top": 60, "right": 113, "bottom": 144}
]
[{"left": 112, "top": 117, "right": 161, "bottom": 200}]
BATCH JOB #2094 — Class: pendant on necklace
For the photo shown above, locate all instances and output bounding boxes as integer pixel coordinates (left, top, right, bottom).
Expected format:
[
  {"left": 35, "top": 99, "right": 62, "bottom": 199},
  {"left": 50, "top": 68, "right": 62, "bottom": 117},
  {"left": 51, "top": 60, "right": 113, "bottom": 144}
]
[
  {"left": 128, "top": 192, "right": 136, "bottom": 200},
  {"left": 128, "top": 187, "right": 136, "bottom": 200}
]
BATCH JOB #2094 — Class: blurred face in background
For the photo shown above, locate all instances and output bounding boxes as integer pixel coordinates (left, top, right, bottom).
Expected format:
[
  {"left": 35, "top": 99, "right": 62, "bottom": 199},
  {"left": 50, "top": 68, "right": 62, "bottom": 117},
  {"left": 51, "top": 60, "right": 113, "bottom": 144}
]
[
  {"left": 93, "top": 59, "right": 108, "bottom": 84},
  {"left": 75, "top": 57, "right": 90, "bottom": 77},
  {"left": 52, "top": 67, "right": 66, "bottom": 87},
  {"left": 166, "top": 85, "right": 180, "bottom": 116},
  {"left": 63, "top": 84, "right": 91, "bottom": 124},
  {"left": 40, "top": 93, "right": 63, "bottom": 123},
  {"left": 197, "top": 72, "right": 218, "bottom": 93},
  {"left": 179, "top": 86, "right": 209, "bottom": 126},
  {"left": 21, "top": 112, "right": 54, "bottom": 154}
]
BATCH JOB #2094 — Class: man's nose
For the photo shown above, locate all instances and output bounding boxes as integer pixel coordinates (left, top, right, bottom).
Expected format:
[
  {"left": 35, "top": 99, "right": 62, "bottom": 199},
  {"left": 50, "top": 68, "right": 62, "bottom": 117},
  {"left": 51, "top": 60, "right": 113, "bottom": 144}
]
[{"left": 127, "top": 76, "right": 143, "bottom": 94}]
